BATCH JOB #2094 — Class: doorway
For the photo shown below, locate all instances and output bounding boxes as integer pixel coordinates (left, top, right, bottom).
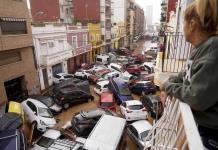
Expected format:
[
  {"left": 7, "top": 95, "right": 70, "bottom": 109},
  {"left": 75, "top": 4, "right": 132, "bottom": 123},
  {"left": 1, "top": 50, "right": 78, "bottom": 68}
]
[{"left": 4, "top": 76, "right": 27, "bottom": 102}]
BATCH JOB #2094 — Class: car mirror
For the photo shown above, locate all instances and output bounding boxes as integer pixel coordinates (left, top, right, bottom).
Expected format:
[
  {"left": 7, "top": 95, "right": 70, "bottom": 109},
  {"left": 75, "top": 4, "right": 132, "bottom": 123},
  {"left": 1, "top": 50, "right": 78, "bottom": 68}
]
[{"left": 33, "top": 111, "right": 37, "bottom": 115}]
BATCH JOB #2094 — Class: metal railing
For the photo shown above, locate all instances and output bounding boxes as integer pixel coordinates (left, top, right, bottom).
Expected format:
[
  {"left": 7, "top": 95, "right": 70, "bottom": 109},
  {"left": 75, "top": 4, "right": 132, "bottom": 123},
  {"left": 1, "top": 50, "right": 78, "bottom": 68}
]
[
  {"left": 144, "top": 98, "right": 204, "bottom": 150},
  {"left": 162, "top": 32, "right": 192, "bottom": 73}
]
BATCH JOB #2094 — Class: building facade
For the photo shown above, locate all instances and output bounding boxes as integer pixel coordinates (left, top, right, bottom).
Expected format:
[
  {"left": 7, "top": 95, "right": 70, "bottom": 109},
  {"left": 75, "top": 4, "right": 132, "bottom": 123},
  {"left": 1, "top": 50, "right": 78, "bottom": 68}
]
[
  {"left": 32, "top": 24, "right": 72, "bottom": 90},
  {"left": 88, "top": 23, "right": 102, "bottom": 61},
  {"left": 67, "top": 26, "right": 92, "bottom": 73},
  {"left": 73, "top": 0, "right": 112, "bottom": 53},
  {"left": 111, "top": 0, "right": 127, "bottom": 48},
  {"left": 0, "top": 0, "right": 39, "bottom": 112},
  {"left": 134, "top": 4, "right": 145, "bottom": 36},
  {"left": 30, "top": 0, "right": 73, "bottom": 23}
]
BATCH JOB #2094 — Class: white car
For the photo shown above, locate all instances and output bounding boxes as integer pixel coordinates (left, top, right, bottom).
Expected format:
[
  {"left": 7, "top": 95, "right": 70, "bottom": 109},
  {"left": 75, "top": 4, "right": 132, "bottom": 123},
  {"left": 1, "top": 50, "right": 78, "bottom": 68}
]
[
  {"left": 117, "top": 56, "right": 128, "bottom": 64},
  {"left": 31, "top": 129, "right": 83, "bottom": 150},
  {"left": 142, "top": 62, "right": 155, "bottom": 73},
  {"left": 94, "top": 80, "right": 109, "bottom": 95},
  {"left": 53, "top": 73, "right": 74, "bottom": 84},
  {"left": 120, "top": 100, "right": 148, "bottom": 121},
  {"left": 74, "top": 70, "right": 92, "bottom": 79},
  {"left": 108, "top": 63, "right": 133, "bottom": 82},
  {"left": 90, "top": 65, "right": 108, "bottom": 73},
  {"left": 22, "top": 98, "right": 56, "bottom": 132},
  {"left": 127, "top": 120, "right": 152, "bottom": 149},
  {"left": 102, "top": 71, "right": 120, "bottom": 80}
]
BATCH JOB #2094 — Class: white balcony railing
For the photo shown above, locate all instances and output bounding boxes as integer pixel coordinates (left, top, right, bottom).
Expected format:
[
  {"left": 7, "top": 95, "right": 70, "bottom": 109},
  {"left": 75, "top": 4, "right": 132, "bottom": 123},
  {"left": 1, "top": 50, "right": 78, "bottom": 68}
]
[
  {"left": 144, "top": 98, "right": 204, "bottom": 150},
  {"left": 40, "top": 50, "right": 72, "bottom": 66}
]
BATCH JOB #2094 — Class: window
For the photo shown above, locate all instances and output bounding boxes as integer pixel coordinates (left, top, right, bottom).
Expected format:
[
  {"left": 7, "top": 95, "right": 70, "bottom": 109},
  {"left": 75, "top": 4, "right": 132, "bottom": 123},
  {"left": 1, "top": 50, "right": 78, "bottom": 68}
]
[
  {"left": 26, "top": 101, "right": 37, "bottom": 114},
  {"left": 48, "top": 42, "right": 54, "bottom": 48},
  {"left": 58, "top": 40, "right": 64, "bottom": 50},
  {"left": 83, "top": 34, "right": 87, "bottom": 45},
  {"left": 96, "top": 58, "right": 102, "bottom": 62},
  {"left": 72, "top": 36, "right": 77, "bottom": 49},
  {"left": 0, "top": 50, "right": 21, "bottom": 66},
  {"left": 0, "top": 20, "right": 27, "bottom": 35},
  {"left": 40, "top": 43, "right": 47, "bottom": 55}
]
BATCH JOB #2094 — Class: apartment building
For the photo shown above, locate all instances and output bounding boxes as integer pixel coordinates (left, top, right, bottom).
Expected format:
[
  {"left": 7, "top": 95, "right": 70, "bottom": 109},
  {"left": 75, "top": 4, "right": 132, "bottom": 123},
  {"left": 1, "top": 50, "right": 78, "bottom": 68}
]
[
  {"left": 67, "top": 25, "right": 92, "bottom": 73},
  {"left": 0, "top": 0, "right": 39, "bottom": 113},
  {"left": 32, "top": 24, "right": 72, "bottom": 90},
  {"left": 73, "top": 0, "right": 112, "bottom": 52},
  {"left": 30, "top": 0, "right": 73, "bottom": 23}
]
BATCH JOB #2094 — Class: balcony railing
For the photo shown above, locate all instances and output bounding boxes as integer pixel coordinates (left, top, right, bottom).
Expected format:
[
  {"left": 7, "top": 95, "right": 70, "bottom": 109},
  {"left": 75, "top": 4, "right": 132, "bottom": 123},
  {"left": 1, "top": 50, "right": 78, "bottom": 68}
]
[
  {"left": 144, "top": 98, "right": 204, "bottom": 150},
  {"left": 161, "top": 32, "right": 191, "bottom": 73},
  {"left": 40, "top": 50, "right": 72, "bottom": 66}
]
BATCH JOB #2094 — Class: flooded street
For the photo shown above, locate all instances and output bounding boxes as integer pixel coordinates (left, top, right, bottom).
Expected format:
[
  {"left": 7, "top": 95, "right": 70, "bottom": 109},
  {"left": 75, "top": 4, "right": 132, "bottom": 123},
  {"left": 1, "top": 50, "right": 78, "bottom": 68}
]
[{"left": 52, "top": 40, "right": 148, "bottom": 149}]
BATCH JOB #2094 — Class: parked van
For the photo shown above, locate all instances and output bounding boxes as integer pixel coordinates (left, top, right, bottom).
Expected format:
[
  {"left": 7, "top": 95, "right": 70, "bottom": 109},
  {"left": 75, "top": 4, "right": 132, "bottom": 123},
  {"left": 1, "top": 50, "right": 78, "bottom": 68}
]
[
  {"left": 83, "top": 115, "right": 126, "bottom": 150},
  {"left": 96, "top": 54, "right": 110, "bottom": 65}
]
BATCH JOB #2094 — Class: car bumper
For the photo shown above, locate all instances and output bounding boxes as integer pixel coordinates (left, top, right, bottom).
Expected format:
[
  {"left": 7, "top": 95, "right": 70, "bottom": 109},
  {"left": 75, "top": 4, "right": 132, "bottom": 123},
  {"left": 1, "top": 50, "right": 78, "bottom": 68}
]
[{"left": 125, "top": 112, "right": 148, "bottom": 121}]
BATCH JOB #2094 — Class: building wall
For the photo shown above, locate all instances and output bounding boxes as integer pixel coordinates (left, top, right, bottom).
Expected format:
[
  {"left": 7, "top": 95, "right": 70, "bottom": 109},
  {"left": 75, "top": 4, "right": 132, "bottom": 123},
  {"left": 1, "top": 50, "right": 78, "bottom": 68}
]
[
  {"left": 167, "top": 0, "right": 178, "bottom": 22},
  {"left": 32, "top": 24, "right": 72, "bottom": 90},
  {"left": 73, "top": 0, "right": 100, "bottom": 23},
  {"left": 0, "top": 0, "right": 39, "bottom": 110},
  {"left": 0, "top": 48, "right": 39, "bottom": 106},
  {"left": 67, "top": 26, "right": 91, "bottom": 73},
  {"left": 111, "top": 0, "right": 125, "bottom": 24},
  {"left": 30, "top": 0, "right": 60, "bottom": 22},
  {"left": 88, "top": 23, "right": 102, "bottom": 61}
]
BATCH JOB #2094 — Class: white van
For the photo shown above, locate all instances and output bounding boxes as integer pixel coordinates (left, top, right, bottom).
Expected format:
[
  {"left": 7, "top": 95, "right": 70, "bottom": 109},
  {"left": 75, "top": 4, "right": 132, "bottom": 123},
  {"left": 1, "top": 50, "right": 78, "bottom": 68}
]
[
  {"left": 83, "top": 115, "right": 126, "bottom": 150},
  {"left": 96, "top": 54, "right": 110, "bottom": 65}
]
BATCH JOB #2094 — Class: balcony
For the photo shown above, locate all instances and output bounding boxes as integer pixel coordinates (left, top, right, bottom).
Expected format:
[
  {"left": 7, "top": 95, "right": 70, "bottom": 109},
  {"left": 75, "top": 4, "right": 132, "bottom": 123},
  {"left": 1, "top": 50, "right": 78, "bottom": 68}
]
[
  {"left": 144, "top": 98, "right": 204, "bottom": 150},
  {"left": 105, "top": 0, "right": 111, "bottom": 7},
  {"left": 40, "top": 50, "right": 72, "bottom": 66},
  {"left": 0, "top": 34, "right": 33, "bottom": 51},
  {"left": 74, "top": 44, "right": 92, "bottom": 56},
  {"left": 154, "top": 33, "right": 191, "bottom": 86}
]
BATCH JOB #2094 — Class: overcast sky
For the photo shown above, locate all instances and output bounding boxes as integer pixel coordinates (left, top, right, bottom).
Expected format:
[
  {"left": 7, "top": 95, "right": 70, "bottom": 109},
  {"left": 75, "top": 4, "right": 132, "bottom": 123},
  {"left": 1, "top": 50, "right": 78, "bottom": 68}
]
[{"left": 135, "top": 0, "right": 162, "bottom": 24}]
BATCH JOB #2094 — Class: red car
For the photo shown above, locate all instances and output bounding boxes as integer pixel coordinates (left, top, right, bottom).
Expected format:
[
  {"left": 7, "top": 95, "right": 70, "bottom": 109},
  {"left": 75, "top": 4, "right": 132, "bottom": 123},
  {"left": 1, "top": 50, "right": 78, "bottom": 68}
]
[
  {"left": 126, "top": 64, "right": 144, "bottom": 75},
  {"left": 99, "top": 92, "right": 116, "bottom": 112}
]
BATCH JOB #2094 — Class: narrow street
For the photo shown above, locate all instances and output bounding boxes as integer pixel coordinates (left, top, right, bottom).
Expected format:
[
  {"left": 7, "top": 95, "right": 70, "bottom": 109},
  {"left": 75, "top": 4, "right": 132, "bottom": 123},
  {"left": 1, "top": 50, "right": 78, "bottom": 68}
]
[{"left": 53, "top": 39, "right": 149, "bottom": 149}]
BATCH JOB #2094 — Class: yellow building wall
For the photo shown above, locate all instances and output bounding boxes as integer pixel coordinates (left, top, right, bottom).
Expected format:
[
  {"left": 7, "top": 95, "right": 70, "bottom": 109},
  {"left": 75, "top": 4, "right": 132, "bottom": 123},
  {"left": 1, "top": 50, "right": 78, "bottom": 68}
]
[{"left": 88, "top": 23, "right": 102, "bottom": 61}]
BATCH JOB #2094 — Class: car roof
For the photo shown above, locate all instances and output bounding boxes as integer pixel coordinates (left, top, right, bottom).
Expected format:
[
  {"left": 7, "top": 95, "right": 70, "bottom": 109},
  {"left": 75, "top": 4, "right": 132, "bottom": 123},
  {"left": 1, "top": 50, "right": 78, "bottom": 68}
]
[
  {"left": 24, "top": 98, "right": 48, "bottom": 108},
  {"left": 112, "top": 77, "right": 125, "bottom": 85},
  {"left": 97, "top": 80, "right": 109, "bottom": 86},
  {"left": 42, "top": 129, "right": 61, "bottom": 139},
  {"left": 131, "top": 120, "right": 152, "bottom": 134},
  {"left": 136, "top": 81, "right": 151, "bottom": 84},
  {"left": 125, "top": 100, "right": 142, "bottom": 106},
  {"left": 101, "top": 92, "right": 113, "bottom": 102}
]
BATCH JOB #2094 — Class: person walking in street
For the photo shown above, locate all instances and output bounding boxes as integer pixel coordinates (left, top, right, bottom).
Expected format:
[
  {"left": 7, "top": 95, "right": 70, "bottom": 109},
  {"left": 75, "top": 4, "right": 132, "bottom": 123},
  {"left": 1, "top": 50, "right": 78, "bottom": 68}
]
[{"left": 161, "top": 0, "right": 218, "bottom": 149}]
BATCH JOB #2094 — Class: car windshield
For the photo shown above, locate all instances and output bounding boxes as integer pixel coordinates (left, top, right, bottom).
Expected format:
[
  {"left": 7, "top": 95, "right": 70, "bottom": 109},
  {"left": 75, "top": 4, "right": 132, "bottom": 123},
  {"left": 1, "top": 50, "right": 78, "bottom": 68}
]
[
  {"left": 119, "top": 87, "right": 131, "bottom": 96},
  {"left": 128, "top": 105, "right": 143, "bottom": 110},
  {"left": 37, "top": 136, "right": 55, "bottom": 148},
  {"left": 41, "top": 97, "right": 54, "bottom": 107},
  {"left": 140, "top": 130, "right": 150, "bottom": 141},
  {"left": 38, "top": 107, "right": 53, "bottom": 118},
  {"left": 101, "top": 102, "right": 113, "bottom": 107},
  {"left": 95, "top": 84, "right": 101, "bottom": 89},
  {"left": 64, "top": 75, "right": 74, "bottom": 78}
]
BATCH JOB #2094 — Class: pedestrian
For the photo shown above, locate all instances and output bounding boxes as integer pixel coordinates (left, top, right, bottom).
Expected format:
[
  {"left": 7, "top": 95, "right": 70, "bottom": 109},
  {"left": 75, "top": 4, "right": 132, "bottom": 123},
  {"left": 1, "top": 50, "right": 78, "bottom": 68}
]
[{"left": 161, "top": 0, "right": 218, "bottom": 149}]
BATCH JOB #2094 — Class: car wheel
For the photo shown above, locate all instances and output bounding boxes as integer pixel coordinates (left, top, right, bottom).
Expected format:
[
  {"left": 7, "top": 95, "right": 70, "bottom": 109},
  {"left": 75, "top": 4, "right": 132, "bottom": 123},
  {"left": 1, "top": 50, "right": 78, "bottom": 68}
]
[{"left": 63, "top": 103, "right": 70, "bottom": 109}]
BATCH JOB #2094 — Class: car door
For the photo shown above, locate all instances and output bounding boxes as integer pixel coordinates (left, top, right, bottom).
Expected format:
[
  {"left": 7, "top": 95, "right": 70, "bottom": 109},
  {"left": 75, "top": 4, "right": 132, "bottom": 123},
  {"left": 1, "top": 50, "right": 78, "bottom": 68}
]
[
  {"left": 26, "top": 101, "right": 38, "bottom": 122},
  {"left": 128, "top": 125, "right": 140, "bottom": 145}
]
